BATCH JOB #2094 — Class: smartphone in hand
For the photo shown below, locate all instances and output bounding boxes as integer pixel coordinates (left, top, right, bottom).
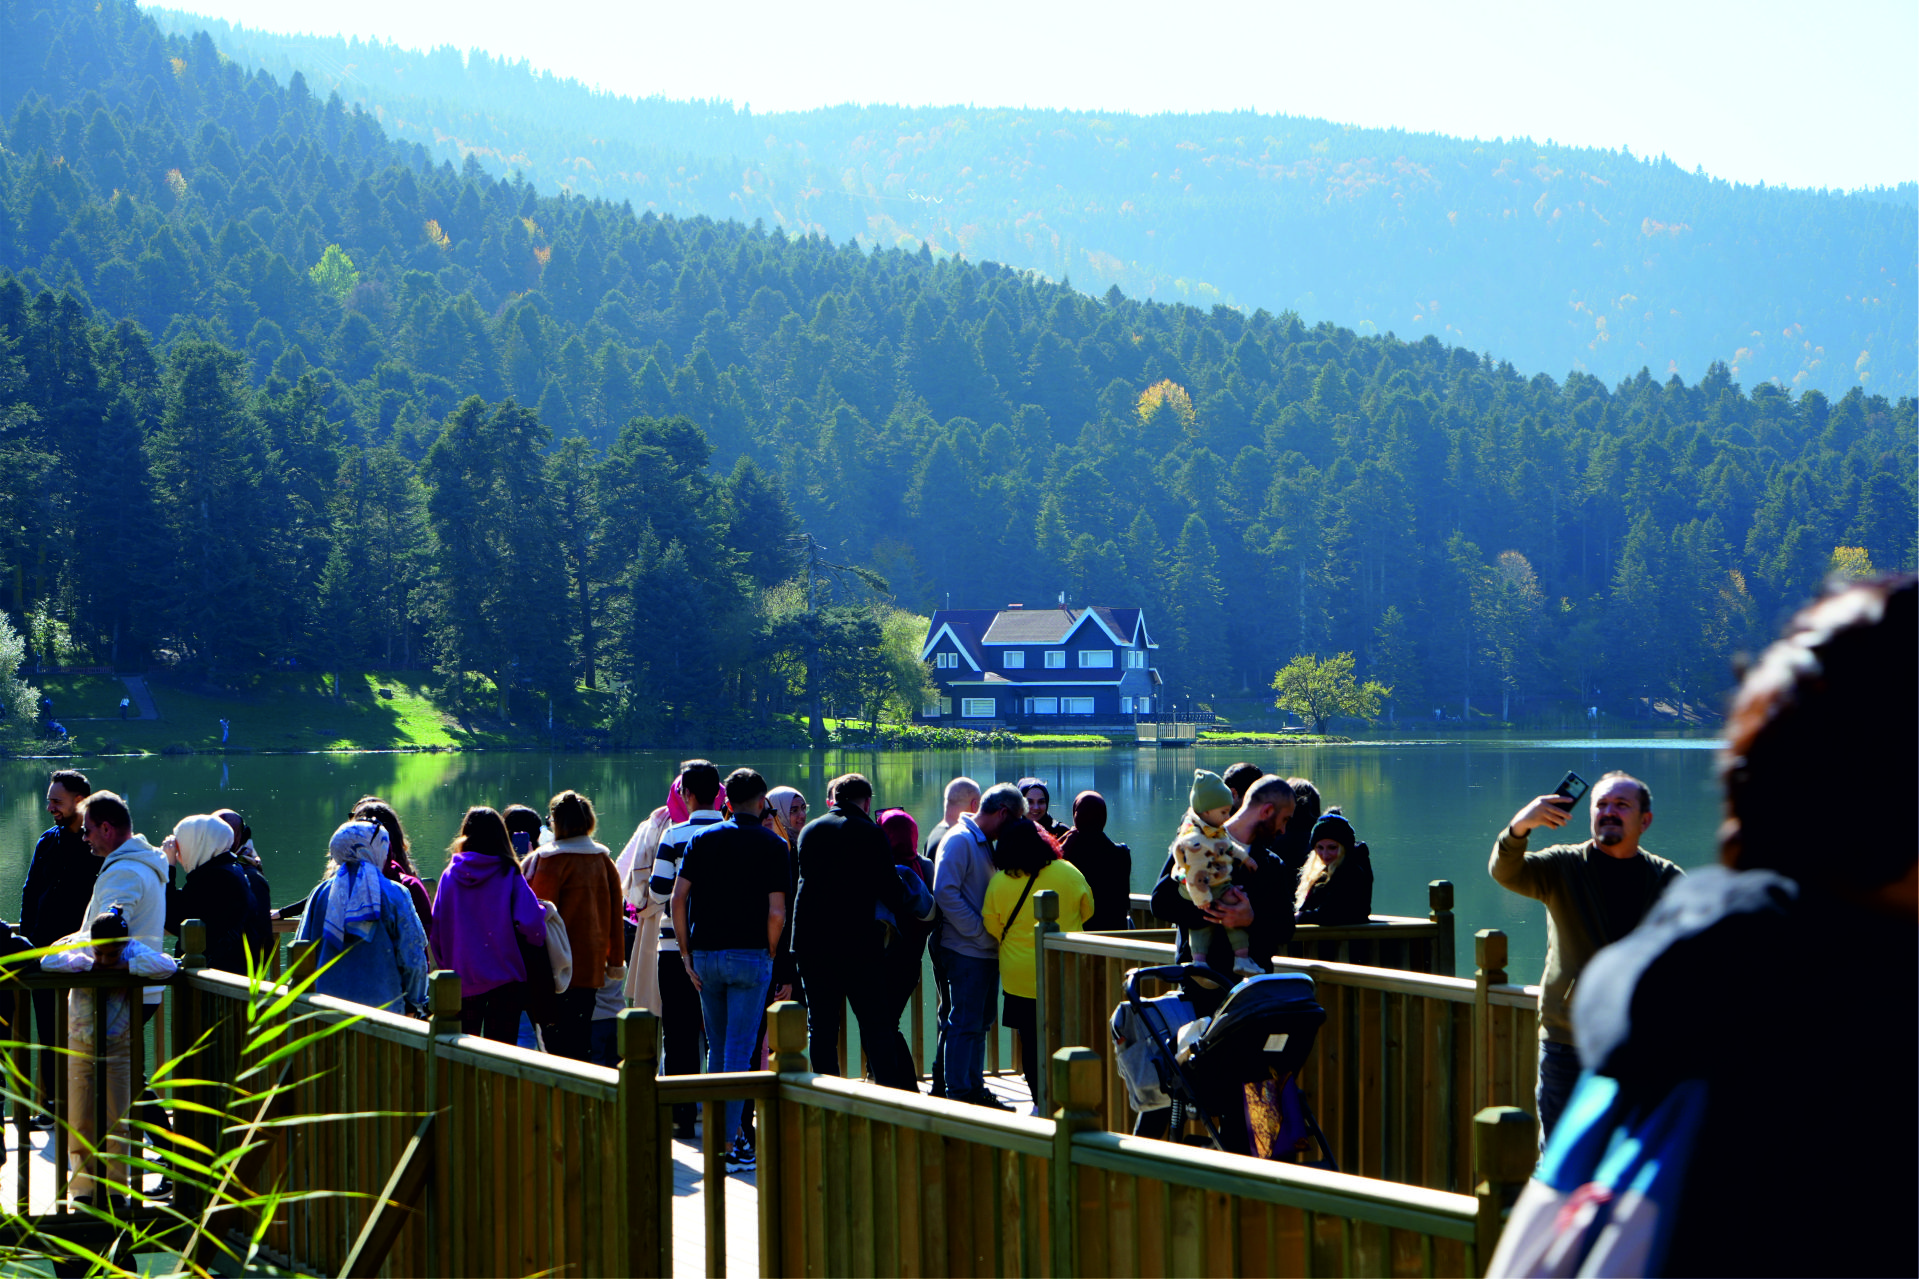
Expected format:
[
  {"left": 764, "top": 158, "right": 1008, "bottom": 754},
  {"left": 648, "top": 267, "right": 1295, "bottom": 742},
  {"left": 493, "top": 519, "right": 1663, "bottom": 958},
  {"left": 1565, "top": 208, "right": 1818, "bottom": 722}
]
[
  {"left": 511, "top": 830, "right": 532, "bottom": 858},
  {"left": 1549, "top": 771, "right": 1589, "bottom": 811}
]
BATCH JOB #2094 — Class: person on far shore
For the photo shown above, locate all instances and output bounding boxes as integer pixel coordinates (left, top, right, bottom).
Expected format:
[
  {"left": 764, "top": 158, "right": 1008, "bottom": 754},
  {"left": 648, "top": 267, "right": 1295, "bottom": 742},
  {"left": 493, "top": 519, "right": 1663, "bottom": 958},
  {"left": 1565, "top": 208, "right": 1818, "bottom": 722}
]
[
  {"left": 1059, "top": 791, "right": 1132, "bottom": 931},
  {"left": 292, "top": 819, "right": 429, "bottom": 1015},
  {"left": 982, "top": 818, "right": 1093, "bottom": 1107},
  {"left": 1017, "top": 778, "right": 1068, "bottom": 842},
  {"left": 921, "top": 777, "right": 979, "bottom": 1098},
  {"left": 1293, "top": 809, "right": 1374, "bottom": 926},
  {"left": 525, "top": 791, "right": 624, "bottom": 1061},
  {"left": 431, "top": 807, "right": 546, "bottom": 1042},
  {"left": 1490, "top": 770, "right": 1682, "bottom": 1144}
]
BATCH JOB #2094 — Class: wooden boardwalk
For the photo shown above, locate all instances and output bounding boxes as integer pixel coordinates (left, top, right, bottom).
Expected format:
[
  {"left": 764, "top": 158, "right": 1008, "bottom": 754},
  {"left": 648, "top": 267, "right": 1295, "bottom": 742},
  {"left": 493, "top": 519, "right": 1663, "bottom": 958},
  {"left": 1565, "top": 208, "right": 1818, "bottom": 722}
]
[
  {"left": 4, "top": 1072, "right": 1035, "bottom": 1278},
  {"left": 667, "top": 1072, "right": 1033, "bottom": 1278}
]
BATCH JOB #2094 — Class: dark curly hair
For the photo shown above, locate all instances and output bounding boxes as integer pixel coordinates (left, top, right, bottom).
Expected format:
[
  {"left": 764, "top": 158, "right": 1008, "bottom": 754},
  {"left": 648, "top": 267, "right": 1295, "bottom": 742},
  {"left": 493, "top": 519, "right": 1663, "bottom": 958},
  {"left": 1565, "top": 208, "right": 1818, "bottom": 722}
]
[{"left": 989, "top": 817, "right": 1060, "bottom": 878}]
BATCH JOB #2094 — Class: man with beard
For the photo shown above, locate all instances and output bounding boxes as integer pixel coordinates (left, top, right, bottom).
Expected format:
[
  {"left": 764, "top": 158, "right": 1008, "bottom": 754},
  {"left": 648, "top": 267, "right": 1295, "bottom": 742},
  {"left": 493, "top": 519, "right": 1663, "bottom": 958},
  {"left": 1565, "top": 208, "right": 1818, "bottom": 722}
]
[
  {"left": 19, "top": 769, "right": 99, "bottom": 1126},
  {"left": 1491, "top": 770, "right": 1682, "bottom": 1143},
  {"left": 1149, "top": 774, "right": 1299, "bottom": 985}
]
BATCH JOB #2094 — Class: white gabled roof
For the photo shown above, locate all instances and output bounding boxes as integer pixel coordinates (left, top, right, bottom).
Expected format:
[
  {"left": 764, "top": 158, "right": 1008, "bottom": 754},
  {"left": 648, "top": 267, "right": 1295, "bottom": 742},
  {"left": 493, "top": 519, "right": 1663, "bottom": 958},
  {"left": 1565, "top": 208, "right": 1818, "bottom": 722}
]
[{"left": 919, "top": 622, "right": 981, "bottom": 671}]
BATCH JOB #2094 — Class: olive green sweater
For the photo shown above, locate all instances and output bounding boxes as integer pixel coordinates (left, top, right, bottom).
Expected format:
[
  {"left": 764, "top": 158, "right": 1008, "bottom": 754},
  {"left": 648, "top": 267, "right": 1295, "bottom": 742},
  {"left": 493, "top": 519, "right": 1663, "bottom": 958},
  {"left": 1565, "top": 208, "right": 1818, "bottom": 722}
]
[{"left": 1489, "top": 831, "right": 1683, "bottom": 1043}]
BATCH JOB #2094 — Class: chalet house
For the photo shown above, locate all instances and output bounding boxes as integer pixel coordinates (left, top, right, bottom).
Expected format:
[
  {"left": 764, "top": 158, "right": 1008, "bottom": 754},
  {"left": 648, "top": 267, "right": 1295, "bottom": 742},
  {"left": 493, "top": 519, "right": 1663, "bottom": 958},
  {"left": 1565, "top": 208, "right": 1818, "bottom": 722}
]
[{"left": 918, "top": 605, "right": 1160, "bottom": 723}]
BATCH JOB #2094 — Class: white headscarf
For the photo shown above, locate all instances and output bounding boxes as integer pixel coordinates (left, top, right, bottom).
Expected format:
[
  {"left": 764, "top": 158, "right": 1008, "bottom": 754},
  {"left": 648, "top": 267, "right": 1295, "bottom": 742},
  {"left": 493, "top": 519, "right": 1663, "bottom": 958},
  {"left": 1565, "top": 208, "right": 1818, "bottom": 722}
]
[
  {"left": 324, "top": 820, "right": 391, "bottom": 950},
  {"left": 172, "top": 813, "right": 234, "bottom": 876}
]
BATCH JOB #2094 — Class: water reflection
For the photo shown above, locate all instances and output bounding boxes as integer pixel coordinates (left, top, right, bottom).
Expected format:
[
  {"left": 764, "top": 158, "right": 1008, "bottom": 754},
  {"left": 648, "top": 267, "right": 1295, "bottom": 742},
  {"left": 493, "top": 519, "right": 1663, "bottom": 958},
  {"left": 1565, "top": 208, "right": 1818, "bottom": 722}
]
[{"left": 2, "top": 740, "right": 1723, "bottom": 983}]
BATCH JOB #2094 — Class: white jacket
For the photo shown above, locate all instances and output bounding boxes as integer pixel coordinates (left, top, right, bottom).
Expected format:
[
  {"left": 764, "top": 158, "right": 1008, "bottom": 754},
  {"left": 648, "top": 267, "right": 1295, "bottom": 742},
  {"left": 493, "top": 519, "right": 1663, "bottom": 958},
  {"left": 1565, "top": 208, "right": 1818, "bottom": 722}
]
[{"left": 82, "top": 834, "right": 170, "bottom": 1005}]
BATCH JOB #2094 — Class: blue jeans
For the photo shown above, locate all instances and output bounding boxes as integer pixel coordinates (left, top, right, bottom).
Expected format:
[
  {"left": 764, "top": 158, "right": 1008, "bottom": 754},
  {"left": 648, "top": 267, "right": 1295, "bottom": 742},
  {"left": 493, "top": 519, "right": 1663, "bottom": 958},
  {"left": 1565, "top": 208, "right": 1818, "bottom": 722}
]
[
  {"left": 1536, "top": 1039, "right": 1581, "bottom": 1148},
  {"left": 939, "top": 949, "right": 999, "bottom": 1099},
  {"left": 692, "top": 949, "right": 774, "bottom": 1146}
]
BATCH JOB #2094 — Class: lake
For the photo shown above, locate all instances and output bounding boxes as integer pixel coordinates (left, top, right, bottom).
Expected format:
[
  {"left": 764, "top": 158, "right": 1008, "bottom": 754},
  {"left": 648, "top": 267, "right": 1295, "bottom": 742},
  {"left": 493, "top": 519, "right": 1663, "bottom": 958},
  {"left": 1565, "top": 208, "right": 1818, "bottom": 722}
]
[{"left": 0, "top": 738, "right": 1723, "bottom": 984}]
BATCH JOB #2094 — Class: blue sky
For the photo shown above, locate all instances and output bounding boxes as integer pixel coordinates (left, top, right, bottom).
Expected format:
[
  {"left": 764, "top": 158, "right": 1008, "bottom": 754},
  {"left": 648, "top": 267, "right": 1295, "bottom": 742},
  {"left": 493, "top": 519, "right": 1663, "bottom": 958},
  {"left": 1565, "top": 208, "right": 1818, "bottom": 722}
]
[{"left": 145, "top": 0, "right": 1917, "bottom": 192}]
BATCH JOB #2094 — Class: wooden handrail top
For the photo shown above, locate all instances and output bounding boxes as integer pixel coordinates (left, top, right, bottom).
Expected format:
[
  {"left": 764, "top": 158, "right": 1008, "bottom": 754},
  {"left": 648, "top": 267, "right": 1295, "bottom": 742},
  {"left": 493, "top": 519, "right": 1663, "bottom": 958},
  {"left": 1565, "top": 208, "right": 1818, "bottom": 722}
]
[
  {"left": 435, "top": 1032, "right": 620, "bottom": 1097},
  {"left": 189, "top": 967, "right": 431, "bottom": 1045},
  {"left": 1072, "top": 1130, "right": 1477, "bottom": 1239},
  {"left": 10, "top": 969, "right": 176, "bottom": 990},
  {"left": 1488, "top": 983, "right": 1543, "bottom": 1008},
  {"left": 1046, "top": 931, "right": 1180, "bottom": 962},
  {"left": 778, "top": 1071, "right": 1053, "bottom": 1158},
  {"left": 654, "top": 1071, "right": 779, "bottom": 1105}
]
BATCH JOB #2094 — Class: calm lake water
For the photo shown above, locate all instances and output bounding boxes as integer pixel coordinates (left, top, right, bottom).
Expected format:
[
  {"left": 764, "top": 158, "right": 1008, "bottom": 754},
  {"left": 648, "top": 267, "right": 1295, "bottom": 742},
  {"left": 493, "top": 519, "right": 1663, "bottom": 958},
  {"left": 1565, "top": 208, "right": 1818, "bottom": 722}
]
[{"left": 1, "top": 739, "right": 1723, "bottom": 984}]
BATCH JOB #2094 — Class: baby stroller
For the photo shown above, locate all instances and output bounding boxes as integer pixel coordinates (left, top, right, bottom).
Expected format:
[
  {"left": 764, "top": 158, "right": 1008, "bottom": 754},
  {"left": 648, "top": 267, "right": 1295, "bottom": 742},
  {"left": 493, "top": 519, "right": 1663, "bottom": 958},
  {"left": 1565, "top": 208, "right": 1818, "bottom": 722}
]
[{"left": 1111, "top": 963, "right": 1335, "bottom": 1165}]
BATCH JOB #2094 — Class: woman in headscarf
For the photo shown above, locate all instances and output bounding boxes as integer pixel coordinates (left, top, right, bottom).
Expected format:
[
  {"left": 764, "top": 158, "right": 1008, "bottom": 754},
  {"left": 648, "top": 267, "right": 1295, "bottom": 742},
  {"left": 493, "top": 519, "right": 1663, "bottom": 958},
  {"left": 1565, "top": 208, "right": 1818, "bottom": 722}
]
[
  {"left": 1016, "top": 777, "right": 1068, "bottom": 841},
  {"left": 162, "top": 813, "right": 266, "bottom": 974},
  {"left": 291, "top": 820, "right": 430, "bottom": 1014},
  {"left": 1058, "top": 791, "right": 1133, "bottom": 931},
  {"left": 351, "top": 796, "right": 434, "bottom": 936},
  {"left": 763, "top": 788, "right": 809, "bottom": 847}
]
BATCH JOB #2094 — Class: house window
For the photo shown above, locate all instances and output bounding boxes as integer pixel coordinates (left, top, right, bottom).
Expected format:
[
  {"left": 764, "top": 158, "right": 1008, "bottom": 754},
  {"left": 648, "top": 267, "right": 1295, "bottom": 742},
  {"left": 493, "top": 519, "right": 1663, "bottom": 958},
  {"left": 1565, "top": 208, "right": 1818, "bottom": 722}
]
[
  {"left": 1121, "top": 696, "right": 1134, "bottom": 714},
  {"left": 1125, "top": 649, "right": 1148, "bottom": 669},
  {"left": 1064, "top": 697, "right": 1094, "bottom": 715},
  {"left": 941, "top": 697, "right": 953, "bottom": 717},
  {"left": 935, "top": 651, "right": 959, "bottom": 669},
  {"left": 961, "top": 698, "right": 996, "bottom": 718},
  {"left": 1002, "top": 650, "right": 1025, "bottom": 669},
  {"left": 1138, "top": 696, "right": 1152, "bottom": 714},
  {"left": 1044, "top": 651, "right": 1066, "bottom": 668},
  {"left": 1026, "top": 697, "right": 1059, "bottom": 715},
  {"left": 924, "top": 699, "right": 942, "bottom": 718},
  {"left": 1078, "top": 650, "right": 1114, "bottom": 668}
]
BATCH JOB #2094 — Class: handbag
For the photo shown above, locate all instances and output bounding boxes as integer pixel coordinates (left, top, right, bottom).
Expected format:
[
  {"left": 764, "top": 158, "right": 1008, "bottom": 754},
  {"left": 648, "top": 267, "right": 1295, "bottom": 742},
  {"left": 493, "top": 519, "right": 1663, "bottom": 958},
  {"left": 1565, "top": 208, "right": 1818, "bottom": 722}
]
[{"left": 519, "top": 900, "right": 574, "bottom": 1025}]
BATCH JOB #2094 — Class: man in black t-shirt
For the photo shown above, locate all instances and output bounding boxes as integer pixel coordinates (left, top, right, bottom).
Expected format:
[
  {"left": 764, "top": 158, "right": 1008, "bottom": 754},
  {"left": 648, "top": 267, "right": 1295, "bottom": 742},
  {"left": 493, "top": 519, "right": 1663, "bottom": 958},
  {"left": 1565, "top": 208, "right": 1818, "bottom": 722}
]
[
  {"left": 19, "top": 768, "right": 99, "bottom": 1127},
  {"left": 671, "top": 767, "right": 788, "bottom": 1174}
]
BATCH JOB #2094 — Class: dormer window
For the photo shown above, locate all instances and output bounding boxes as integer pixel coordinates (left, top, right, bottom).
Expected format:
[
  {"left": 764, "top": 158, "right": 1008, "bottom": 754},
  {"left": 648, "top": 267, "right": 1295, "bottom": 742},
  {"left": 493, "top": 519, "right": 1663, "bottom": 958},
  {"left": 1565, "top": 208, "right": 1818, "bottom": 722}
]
[
  {"left": 936, "top": 651, "right": 959, "bottom": 669},
  {"left": 1125, "top": 649, "right": 1147, "bottom": 669},
  {"left": 1002, "top": 650, "right": 1025, "bottom": 669}
]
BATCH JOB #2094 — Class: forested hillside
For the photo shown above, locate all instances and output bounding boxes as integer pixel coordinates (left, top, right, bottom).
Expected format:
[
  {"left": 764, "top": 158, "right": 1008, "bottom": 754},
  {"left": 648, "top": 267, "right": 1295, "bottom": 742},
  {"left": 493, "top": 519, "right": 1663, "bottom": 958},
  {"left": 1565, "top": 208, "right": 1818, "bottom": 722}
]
[
  {"left": 0, "top": 0, "right": 1911, "bottom": 743},
  {"left": 140, "top": 9, "right": 1919, "bottom": 399}
]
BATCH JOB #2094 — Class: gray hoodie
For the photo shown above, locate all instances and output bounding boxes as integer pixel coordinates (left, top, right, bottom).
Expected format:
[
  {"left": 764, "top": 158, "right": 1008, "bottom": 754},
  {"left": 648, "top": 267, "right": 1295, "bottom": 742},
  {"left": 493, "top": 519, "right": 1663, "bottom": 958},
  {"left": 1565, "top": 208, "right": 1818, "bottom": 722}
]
[
  {"left": 83, "top": 834, "right": 170, "bottom": 1005},
  {"left": 933, "top": 813, "right": 998, "bottom": 961}
]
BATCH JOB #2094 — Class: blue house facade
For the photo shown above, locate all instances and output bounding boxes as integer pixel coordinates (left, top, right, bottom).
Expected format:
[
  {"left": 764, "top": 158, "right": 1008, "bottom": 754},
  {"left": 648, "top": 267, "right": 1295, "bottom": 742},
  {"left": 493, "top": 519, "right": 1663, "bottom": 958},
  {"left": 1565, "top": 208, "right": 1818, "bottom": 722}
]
[{"left": 917, "top": 605, "right": 1161, "bottom": 724}]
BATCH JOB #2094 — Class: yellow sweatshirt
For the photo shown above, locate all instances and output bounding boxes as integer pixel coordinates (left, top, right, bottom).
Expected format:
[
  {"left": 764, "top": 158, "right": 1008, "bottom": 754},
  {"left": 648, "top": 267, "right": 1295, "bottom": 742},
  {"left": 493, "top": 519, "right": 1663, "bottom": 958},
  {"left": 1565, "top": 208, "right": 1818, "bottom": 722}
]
[{"left": 981, "top": 859, "right": 1095, "bottom": 998}]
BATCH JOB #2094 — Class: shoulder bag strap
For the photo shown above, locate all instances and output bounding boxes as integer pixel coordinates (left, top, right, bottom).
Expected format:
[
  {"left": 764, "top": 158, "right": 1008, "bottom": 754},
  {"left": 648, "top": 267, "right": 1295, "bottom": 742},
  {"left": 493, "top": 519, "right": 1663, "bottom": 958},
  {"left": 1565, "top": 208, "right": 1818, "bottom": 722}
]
[{"left": 999, "top": 872, "right": 1040, "bottom": 944}]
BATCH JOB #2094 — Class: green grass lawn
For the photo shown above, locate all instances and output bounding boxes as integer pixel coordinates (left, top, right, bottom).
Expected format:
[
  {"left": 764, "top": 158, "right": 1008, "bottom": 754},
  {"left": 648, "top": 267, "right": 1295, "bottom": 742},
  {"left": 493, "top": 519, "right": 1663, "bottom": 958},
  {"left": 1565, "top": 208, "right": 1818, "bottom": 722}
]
[
  {"left": 53, "top": 671, "right": 514, "bottom": 754},
  {"left": 35, "top": 674, "right": 128, "bottom": 718}
]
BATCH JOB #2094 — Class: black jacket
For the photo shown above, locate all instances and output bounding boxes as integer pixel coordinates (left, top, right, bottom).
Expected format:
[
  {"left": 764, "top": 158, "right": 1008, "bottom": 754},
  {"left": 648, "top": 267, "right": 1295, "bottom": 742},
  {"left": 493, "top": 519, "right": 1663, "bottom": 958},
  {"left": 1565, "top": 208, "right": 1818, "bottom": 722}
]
[
  {"left": 791, "top": 803, "right": 912, "bottom": 959},
  {"left": 1295, "top": 843, "right": 1374, "bottom": 926},
  {"left": 1061, "top": 831, "right": 1133, "bottom": 931},
  {"left": 1150, "top": 846, "right": 1297, "bottom": 998},
  {"left": 20, "top": 823, "right": 100, "bottom": 946},
  {"left": 1575, "top": 867, "right": 1915, "bottom": 1277},
  {"left": 166, "top": 852, "right": 269, "bottom": 975}
]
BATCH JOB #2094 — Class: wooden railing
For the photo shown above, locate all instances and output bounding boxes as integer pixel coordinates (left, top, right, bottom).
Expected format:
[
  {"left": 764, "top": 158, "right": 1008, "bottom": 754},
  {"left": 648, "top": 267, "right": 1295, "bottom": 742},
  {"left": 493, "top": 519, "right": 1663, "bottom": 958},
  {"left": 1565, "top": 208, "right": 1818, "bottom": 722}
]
[
  {"left": 1037, "top": 898, "right": 1540, "bottom": 1193},
  {"left": 1124, "top": 879, "right": 1457, "bottom": 976},
  {"left": 8, "top": 919, "right": 1536, "bottom": 1275}
]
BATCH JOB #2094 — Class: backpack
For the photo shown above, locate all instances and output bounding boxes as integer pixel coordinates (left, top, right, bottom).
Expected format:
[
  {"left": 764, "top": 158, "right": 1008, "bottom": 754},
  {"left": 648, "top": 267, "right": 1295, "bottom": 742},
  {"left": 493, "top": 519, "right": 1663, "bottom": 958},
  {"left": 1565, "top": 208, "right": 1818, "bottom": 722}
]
[{"left": 1486, "top": 1073, "right": 1707, "bottom": 1278}]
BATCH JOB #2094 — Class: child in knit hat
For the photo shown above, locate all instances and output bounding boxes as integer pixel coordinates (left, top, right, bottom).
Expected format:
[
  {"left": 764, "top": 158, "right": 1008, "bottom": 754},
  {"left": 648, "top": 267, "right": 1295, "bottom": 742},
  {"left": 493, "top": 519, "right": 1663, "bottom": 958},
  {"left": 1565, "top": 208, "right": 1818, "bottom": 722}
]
[{"left": 1169, "top": 769, "right": 1261, "bottom": 977}]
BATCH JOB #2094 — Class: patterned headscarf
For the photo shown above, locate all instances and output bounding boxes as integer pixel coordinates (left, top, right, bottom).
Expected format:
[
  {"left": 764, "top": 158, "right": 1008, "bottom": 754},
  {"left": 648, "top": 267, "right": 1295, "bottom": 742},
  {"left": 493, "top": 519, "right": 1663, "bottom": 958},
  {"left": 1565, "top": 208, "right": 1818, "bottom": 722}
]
[
  {"left": 324, "top": 820, "right": 391, "bottom": 950},
  {"left": 764, "top": 788, "right": 807, "bottom": 844}
]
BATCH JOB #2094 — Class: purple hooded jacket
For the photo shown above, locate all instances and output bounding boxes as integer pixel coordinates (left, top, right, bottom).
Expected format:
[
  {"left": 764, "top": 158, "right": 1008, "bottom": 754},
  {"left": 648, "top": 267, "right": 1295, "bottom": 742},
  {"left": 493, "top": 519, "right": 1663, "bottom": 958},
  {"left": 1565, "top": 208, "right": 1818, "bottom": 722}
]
[{"left": 430, "top": 849, "right": 547, "bottom": 999}]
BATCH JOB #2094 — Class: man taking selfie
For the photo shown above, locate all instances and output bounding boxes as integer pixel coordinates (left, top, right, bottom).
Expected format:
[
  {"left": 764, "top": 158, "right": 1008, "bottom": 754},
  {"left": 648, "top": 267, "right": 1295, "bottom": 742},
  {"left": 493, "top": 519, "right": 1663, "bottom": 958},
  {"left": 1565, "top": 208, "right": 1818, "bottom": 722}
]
[{"left": 1491, "top": 771, "right": 1682, "bottom": 1142}]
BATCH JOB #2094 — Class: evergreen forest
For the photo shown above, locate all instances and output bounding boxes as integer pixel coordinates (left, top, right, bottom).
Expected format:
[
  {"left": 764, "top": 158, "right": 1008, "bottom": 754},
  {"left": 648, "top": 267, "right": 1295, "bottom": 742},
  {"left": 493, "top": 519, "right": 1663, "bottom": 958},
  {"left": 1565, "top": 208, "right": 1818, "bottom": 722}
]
[
  {"left": 143, "top": 8, "right": 1919, "bottom": 399},
  {"left": 0, "top": 0, "right": 1912, "bottom": 744}
]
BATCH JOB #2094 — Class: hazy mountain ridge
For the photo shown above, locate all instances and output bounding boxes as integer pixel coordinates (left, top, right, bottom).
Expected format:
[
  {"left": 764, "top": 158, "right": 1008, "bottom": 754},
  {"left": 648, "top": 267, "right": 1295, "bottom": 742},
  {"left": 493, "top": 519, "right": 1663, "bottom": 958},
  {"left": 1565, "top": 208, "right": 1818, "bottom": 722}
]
[{"left": 146, "top": 9, "right": 1918, "bottom": 399}]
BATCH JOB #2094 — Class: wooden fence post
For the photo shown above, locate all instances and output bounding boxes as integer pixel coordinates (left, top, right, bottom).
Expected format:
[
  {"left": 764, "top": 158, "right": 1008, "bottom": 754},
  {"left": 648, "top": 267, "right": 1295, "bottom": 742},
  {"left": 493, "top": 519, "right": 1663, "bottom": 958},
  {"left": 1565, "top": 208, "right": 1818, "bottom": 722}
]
[
  {"left": 1473, "top": 1105, "right": 1537, "bottom": 1265},
  {"left": 760, "top": 1000, "right": 806, "bottom": 1279},
  {"left": 1427, "top": 881, "right": 1456, "bottom": 976},
  {"left": 619, "top": 1009, "right": 666, "bottom": 1278},
  {"left": 1031, "top": 890, "right": 1060, "bottom": 1116},
  {"left": 427, "top": 970, "right": 462, "bottom": 1038},
  {"left": 1472, "top": 929, "right": 1507, "bottom": 1111},
  {"left": 175, "top": 920, "right": 209, "bottom": 1221},
  {"left": 1050, "top": 1047, "right": 1101, "bottom": 1279}
]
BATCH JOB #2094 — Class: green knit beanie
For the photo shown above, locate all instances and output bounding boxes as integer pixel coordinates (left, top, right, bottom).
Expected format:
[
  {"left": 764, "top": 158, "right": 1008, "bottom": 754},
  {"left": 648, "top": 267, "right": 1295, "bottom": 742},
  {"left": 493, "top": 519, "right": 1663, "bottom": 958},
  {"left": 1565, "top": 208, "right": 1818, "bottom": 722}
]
[{"left": 1189, "top": 769, "right": 1234, "bottom": 815}]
